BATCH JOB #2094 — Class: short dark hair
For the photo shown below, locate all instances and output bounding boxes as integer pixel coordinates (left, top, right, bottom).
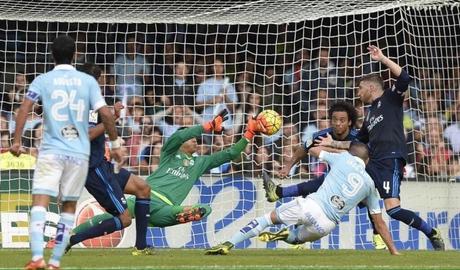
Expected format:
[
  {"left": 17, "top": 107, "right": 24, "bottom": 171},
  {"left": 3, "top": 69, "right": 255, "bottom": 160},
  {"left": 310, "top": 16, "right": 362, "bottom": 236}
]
[
  {"left": 359, "top": 73, "right": 384, "bottom": 90},
  {"left": 349, "top": 141, "right": 369, "bottom": 162},
  {"left": 51, "top": 35, "right": 75, "bottom": 64},
  {"left": 328, "top": 101, "right": 358, "bottom": 128},
  {"left": 79, "top": 63, "right": 102, "bottom": 80}
]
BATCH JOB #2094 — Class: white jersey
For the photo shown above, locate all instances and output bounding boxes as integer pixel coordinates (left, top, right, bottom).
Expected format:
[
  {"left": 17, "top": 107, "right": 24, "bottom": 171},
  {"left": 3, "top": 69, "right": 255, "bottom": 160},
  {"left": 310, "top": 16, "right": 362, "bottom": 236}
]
[
  {"left": 309, "top": 151, "right": 381, "bottom": 224},
  {"left": 26, "top": 64, "right": 106, "bottom": 160}
]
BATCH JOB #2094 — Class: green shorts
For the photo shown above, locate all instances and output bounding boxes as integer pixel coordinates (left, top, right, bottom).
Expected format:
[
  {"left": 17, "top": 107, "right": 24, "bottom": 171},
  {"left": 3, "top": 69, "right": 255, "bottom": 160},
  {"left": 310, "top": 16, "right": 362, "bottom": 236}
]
[{"left": 127, "top": 195, "right": 212, "bottom": 228}]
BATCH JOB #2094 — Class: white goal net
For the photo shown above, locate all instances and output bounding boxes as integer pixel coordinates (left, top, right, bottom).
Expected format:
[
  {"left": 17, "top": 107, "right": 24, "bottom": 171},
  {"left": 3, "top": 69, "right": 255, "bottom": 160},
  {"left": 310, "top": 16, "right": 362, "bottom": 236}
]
[{"left": 0, "top": 0, "right": 459, "bottom": 250}]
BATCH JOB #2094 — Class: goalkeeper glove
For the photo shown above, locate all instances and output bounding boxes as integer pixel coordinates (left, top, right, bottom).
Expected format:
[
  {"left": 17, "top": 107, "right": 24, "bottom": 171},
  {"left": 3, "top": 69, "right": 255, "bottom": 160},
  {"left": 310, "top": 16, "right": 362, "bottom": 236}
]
[
  {"left": 244, "top": 117, "right": 266, "bottom": 140},
  {"left": 203, "top": 109, "right": 229, "bottom": 133}
]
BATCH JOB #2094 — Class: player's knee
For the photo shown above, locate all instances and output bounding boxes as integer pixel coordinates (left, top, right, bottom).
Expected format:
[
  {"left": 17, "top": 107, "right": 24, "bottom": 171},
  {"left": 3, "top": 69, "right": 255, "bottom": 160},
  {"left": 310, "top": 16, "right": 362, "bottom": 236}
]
[
  {"left": 119, "top": 211, "right": 132, "bottom": 228},
  {"left": 133, "top": 178, "right": 150, "bottom": 198},
  {"left": 387, "top": 206, "right": 402, "bottom": 220},
  {"left": 138, "top": 183, "right": 150, "bottom": 198}
]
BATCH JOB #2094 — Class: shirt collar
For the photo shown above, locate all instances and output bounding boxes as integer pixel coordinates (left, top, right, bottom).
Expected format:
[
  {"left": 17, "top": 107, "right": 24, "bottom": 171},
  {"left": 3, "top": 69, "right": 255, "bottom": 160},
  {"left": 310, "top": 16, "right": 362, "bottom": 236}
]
[{"left": 54, "top": 64, "right": 75, "bottom": 70}]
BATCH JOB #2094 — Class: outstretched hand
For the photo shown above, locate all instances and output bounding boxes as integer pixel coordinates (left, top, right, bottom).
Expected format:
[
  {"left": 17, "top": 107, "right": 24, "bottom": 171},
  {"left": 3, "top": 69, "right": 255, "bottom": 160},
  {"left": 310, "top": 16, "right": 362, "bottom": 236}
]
[
  {"left": 314, "top": 133, "right": 334, "bottom": 147},
  {"left": 203, "top": 109, "right": 229, "bottom": 133},
  {"left": 368, "top": 45, "right": 385, "bottom": 62},
  {"left": 243, "top": 117, "right": 266, "bottom": 140}
]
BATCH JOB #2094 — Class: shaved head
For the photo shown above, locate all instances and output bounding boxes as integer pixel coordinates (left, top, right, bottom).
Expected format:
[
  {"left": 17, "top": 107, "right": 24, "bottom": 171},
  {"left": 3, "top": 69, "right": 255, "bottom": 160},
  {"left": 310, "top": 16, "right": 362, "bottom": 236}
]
[{"left": 349, "top": 141, "right": 369, "bottom": 163}]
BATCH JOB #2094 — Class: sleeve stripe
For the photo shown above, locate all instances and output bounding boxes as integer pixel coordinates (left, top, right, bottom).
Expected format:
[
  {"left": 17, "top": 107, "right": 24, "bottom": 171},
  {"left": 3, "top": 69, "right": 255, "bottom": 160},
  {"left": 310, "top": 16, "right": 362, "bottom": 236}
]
[{"left": 92, "top": 100, "right": 107, "bottom": 112}]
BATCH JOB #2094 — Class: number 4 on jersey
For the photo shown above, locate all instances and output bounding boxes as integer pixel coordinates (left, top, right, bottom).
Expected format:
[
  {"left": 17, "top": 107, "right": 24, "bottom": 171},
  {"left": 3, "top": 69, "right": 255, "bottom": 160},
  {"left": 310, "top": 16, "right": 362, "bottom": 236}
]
[{"left": 383, "top": 181, "right": 390, "bottom": 194}]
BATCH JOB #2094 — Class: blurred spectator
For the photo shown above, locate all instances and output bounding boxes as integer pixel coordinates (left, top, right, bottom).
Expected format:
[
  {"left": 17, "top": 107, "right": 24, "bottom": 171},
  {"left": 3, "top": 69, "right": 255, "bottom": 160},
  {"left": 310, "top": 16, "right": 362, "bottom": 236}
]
[
  {"left": 9, "top": 72, "right": 28, "bottom": 105},
  {"left": 444, "top": 102, "right": 460, "bottom": 154},
  {"left": 74, "top": 33, "right": 95, "bottom": 67},
  {"left": 113, "top": 35, "right": 151, "bottom": 99},
  {"left": 301, "top": 103, "right": 328, "bottom": 143},
  {"left": 234, "top": 91, "right": 263, "bottom": 135},
  {"left": 122, "top": 96, "right": 145, "bottom": 135},
  {"left": 168, "top": 61, "right": 195, "bottom": 107},
  {"left": 196, "top": 58, "right": 238, "bottom": 130},
  {"left": 152, "top": 105, "right": 202, "bottom": 138},
  {"left": 0, "top": 114, "right": 9, "bottom": 134},
  {"left": 253, "top": 146, "right": 281, "bottom": 177},
  {"left": 284, "top": 48, "right": 311, "bottom": 93},
  {"left": 422, "top": 116, "right": 453, "bottom": 176},
  {"left": 9, "top": 103, "right": 42, "bottom": 135},
  {"left": 0, "top": 132, "right": 10, "bottom": 152},
  {"left": 406, "top": 127, "right": 424, "bottom": 178},
  {"left": 261, "top": 67, "right": 283, "bottom": 107},
  {"left": 303, "top": 48, "right": 338, "bottom": 95},
  {"left": 98, "top": 67, "right": 117, "bottom": 105}
]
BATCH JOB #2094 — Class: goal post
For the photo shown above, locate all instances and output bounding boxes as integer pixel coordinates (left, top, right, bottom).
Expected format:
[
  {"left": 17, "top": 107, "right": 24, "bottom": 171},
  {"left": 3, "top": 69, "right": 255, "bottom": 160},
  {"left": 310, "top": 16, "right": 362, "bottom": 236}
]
[{"left": 0, "top": 0, "right": 459, "bottom": 250}]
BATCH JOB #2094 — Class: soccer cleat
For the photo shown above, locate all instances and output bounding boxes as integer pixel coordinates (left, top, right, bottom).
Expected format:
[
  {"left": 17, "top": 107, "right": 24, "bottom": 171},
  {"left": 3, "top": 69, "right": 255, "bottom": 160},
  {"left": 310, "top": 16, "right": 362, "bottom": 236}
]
[
  {"left": 262, "top": 171, "right": 280, "bottom": 202},
  {"left": 46, "top": 264, "right": 60, "bottom": 270},
  {"left": 205, "top": 241, "right": 234, "bottom": 255},
  {"left": 131, "top": 247, "right": 155, "bottom": 256},
  {"left": 176, "top": 207, "right": 206, "bottom": 223},
  {"left": 429, "top": 228, "right": 445, "bottom": 251},
  {"left": 372, "top": 234, "right": 388, "bottom": 250},
  {"left": 24, "top": 259, "right": 46, "bottom": 270},
  {"left": 258, "top": 228, "right": 289, "bottom": 242},
  {"left": 64, "top": 243, "right": 73, "bottom": 254}
]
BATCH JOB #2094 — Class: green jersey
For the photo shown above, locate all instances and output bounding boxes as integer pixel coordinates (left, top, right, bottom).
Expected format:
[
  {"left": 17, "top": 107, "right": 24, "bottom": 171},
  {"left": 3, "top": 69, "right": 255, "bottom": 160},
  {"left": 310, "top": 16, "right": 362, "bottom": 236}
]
[{"left": 146, "top": 125, "right": 248, "bottom": 206}]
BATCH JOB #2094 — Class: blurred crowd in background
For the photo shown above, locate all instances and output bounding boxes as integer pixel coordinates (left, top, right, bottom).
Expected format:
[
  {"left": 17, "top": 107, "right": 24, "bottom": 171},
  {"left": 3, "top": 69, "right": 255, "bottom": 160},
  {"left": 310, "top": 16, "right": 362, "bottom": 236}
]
[{"left": 0, "top": 25, "right": 459, "bottom": 180}]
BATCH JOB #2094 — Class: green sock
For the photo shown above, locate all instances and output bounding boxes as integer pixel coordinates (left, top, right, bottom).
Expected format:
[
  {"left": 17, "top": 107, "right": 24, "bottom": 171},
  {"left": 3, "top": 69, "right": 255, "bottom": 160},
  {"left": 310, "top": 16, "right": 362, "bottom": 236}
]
[{"left": 72, "top": 213, "right": 114, "bottom": 234}]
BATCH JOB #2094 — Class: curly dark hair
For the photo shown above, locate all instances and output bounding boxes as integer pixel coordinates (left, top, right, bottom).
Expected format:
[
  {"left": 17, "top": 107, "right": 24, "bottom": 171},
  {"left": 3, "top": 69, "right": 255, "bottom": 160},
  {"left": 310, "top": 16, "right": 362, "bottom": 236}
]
[{"left": 328, "top": 101, "right": 358, "bottom": 128}]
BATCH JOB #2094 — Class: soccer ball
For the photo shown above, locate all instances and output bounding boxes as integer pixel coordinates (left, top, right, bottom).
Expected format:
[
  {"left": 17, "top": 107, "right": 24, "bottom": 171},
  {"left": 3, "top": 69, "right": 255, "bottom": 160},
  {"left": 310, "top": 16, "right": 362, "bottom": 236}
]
[{"left": 257, "top": 109, "right": 282, "bottom": 135}]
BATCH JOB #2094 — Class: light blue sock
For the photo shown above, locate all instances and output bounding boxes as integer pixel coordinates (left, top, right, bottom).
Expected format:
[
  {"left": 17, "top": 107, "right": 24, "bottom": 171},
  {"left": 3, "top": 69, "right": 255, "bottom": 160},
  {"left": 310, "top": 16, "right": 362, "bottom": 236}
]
[
  {"left": 229, "top": 214, "right": 272, "bottom": 245},
  {"left": 30, "top": 206, "right": 47, "bottom": 261},
  {"left": 49, "top": 213, "right": 74, "bottom": 267}
]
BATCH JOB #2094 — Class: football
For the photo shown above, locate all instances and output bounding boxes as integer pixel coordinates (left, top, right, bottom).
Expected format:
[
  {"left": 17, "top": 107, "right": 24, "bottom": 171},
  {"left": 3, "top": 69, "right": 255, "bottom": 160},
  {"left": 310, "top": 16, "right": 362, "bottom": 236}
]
[{"left": 257, "top": 109, "right": 282, "bottom": 135}]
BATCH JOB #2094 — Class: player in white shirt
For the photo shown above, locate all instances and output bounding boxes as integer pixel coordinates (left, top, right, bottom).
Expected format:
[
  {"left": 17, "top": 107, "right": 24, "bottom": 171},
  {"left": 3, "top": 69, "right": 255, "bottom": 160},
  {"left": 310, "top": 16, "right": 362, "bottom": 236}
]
[
  {"left": 10, "top": 35, "right": 122, "bottom": 270},
  {"left": 205, "top": 142, "right": 399, "bottom": 255}
]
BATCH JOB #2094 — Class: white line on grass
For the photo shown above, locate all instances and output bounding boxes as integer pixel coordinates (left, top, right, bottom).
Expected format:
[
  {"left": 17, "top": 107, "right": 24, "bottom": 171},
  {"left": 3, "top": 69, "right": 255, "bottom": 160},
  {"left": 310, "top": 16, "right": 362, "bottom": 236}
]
[{"left": 2, "top": 266, "right": 459, "bottom": 270}]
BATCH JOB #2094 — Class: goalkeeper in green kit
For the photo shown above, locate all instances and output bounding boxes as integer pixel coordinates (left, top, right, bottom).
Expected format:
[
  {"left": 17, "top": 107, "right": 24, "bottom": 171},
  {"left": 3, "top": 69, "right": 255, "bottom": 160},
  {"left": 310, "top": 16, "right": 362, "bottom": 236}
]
[{"left": 67, "top": 110, "right": 265, "bottom": 249}]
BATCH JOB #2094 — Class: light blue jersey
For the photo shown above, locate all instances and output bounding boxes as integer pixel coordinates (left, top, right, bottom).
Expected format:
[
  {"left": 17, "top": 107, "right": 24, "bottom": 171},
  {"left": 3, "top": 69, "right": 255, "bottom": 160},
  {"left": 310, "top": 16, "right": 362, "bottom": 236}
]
[
  {"left": 309, "top": 151, "right": 381, "bottom": 224},
  {"left": 26, "top": 64, "right": 106, "bottom": 160}
]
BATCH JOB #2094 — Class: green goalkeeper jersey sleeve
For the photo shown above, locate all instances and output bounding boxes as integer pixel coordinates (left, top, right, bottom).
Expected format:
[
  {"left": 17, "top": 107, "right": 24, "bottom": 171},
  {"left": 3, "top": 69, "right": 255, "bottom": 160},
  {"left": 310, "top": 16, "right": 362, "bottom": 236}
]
[{"left": 146, "top": 125, "right": 248, "bottom": 206}]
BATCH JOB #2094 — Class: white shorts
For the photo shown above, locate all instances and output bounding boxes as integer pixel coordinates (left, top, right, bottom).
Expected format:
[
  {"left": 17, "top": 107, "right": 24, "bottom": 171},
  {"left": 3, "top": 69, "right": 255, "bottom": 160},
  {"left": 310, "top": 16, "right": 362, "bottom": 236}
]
[
  {"left": 276, "top": 197, "right": 336, "bottom": 243},
  {"left": 32, "top": 154, "right": 89, "bottom": 201}
]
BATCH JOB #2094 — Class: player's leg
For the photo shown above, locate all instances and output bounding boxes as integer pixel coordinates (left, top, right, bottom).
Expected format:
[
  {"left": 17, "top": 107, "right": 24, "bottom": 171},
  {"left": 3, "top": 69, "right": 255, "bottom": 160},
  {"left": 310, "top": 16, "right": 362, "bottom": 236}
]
[
  {"left": 259, "top": 197, "right": 335, "bottom": 245},
  {"left": 206, "top": 197, "right": 309, "bottom": 255},
  {"left": 205, "top": 212, "right": 275, "bottom": 255},
  {"left": 25, "top": 154, "right": 64, "bottom": 270},
  {"left": 48, "top": 156, "right": 89, "bottom": 269},
  {"left": 68, "top": 163, "right": 131, "bottom": 250},
  {"left": 262, "top": 171, "right": 325, "bottom": 202},
  {"left": 145, "top": 201, "right": 212, "bottom": 228},
  {"left": 370, "top": 158, "right": 445, "bottom": 251},
  {"left": 122, "top": 173, "right": 151, "bottom": 251}
]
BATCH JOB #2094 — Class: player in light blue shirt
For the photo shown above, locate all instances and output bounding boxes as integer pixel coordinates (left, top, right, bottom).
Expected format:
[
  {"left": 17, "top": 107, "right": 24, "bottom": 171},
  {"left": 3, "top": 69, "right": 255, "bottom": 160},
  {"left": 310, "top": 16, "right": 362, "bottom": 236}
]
[
  {"left": 25, "top": 58, "right": 105, "bottom": 160},
  {"left": 10, "top": 35, "right": 122, "bottom": 270},
  {"left": 206, "top": 142, "right": 399, "bottom": 256},
  {"left": 309, "top": 148, "right": 380, "bottom": 224}
]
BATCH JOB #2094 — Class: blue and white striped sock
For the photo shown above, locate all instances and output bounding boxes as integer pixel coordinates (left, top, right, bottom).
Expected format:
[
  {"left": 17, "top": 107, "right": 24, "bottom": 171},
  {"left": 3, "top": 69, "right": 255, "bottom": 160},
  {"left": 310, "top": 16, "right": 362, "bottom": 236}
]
[
  {"left": 48, "top": 213, "right": 74, "bottom": 267},
  {"left": 30, "top": 206, "right": 47, "bottom": 261},
  {"left": 229, "top": 214, "right": 273, "bottom": 245}
]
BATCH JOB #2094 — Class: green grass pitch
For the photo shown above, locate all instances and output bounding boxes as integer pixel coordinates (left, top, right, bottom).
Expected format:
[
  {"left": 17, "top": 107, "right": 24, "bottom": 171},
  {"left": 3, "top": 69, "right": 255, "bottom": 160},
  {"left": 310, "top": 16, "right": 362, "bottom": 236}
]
[{"left": 1, "top": 249, "right": 459, "bottom": 270}]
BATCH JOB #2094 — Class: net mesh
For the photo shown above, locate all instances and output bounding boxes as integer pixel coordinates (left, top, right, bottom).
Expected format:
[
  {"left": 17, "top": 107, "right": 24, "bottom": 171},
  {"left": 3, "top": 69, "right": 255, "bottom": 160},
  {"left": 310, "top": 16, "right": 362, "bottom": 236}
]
[{"left": 0, "top": 0, "right": 459, "bottom": 250}]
